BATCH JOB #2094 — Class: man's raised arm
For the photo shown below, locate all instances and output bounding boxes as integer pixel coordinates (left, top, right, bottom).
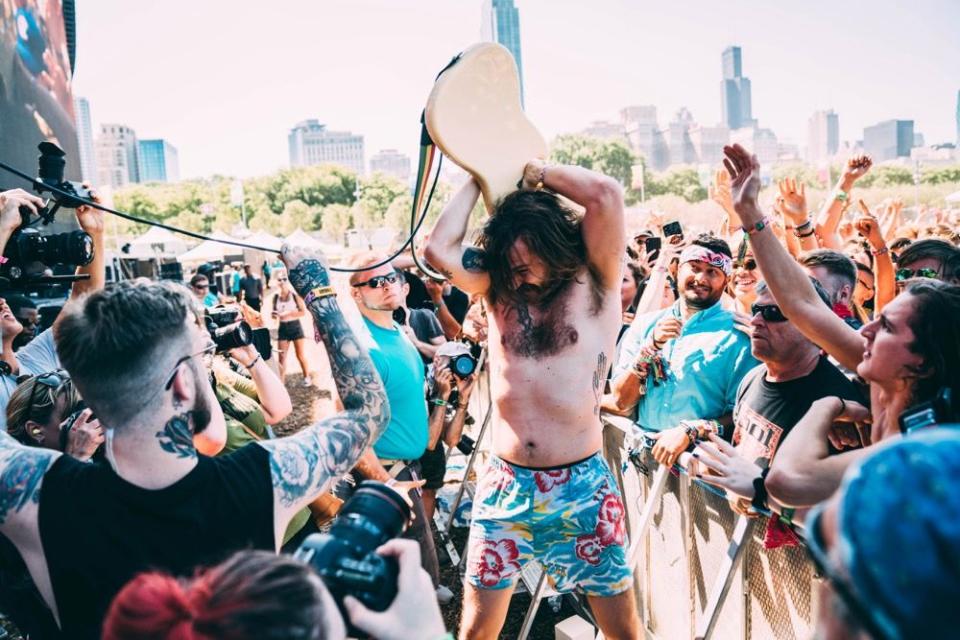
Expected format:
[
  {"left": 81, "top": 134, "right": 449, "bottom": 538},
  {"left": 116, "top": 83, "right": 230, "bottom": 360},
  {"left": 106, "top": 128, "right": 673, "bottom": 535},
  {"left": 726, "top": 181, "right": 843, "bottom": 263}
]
[
  {"left": 424, "top": 178, "right": 490, "bottom": 296},
  {"left": 523, "top": 160, "right": 626, "bottom": 289},
  {"left": 257, "top": 245, "right": 390, "bottom": 546}
]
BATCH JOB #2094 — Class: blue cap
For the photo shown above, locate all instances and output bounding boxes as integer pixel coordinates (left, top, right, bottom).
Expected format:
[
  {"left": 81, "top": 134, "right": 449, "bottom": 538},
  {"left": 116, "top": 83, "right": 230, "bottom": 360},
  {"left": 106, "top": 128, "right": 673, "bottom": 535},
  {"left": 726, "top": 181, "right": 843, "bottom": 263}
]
[{"left": 837, "top": 428, "right": 960, "bottom": 639}]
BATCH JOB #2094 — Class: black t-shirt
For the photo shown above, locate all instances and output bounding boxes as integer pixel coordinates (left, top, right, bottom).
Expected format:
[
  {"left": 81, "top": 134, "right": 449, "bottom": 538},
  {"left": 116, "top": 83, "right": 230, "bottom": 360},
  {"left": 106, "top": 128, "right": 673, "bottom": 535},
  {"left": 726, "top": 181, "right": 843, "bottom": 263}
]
[
  {"left": 239, "top": 275, "right": 263, "bottom": 300},
  {"left": 442, "top": 287, "right": 469, "bottom": 324},
  {"left": 732, "top": 357, "right": 866, "bottom": 468},
  {"left": 38, "top": 444, "right": 275, "bottom": 640}
]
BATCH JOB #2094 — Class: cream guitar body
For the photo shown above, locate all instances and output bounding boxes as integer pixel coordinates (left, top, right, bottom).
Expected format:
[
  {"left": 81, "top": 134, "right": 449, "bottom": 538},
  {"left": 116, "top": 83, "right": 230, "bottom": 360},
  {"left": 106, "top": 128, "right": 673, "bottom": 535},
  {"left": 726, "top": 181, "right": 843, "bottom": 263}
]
[{"left": 425, "top": 42, "right": 547, "bottom": 214}]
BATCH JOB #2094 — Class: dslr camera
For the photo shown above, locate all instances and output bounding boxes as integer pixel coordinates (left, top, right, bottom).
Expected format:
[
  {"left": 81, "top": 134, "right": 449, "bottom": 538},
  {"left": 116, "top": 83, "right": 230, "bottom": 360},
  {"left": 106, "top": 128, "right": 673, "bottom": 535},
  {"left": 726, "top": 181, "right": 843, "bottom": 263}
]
[
  {"left": 448, "top": 352, "right": 477, "bottom": 379},
  {"left": 4, "top": 142, "right": 94, "bottom": 287},
  {"left": 295, "top": 481, "right": 411, "bottom": 638},
  {"left": 204, "top": 305, "right": 272, "bottom": 359}
]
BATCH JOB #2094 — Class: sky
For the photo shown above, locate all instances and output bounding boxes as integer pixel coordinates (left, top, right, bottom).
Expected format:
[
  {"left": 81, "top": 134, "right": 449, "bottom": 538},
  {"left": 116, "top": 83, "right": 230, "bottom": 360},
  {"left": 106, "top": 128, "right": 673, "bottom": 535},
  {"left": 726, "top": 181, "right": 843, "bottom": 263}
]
[{"left": 71, "top": 0, "right": 960, "bottom": 180}]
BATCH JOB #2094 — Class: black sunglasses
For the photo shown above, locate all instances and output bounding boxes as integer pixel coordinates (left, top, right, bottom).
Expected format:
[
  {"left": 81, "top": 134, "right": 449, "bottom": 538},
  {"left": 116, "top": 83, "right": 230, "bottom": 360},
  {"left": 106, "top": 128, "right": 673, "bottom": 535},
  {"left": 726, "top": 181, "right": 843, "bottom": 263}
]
[
  {"left": 805, "top": 505, "right": 893, "bottom": 640},
  {"left": 352, "top": 272, "right": 401, "bottom": 289},
  {"left": 193, "top": 283, "right": 209, "bottom": 290},
  {"left": 751, "top": 303, "right": 788, "bottom": 323},
  {"left": 27, "top": 370, "right": 70, "bottom": 419},
  {"left": 734, "top": 258, "right": 757, "bottom": 271},
  {"left": 895, "top": 267, "right": 939, "bottom": 282}
]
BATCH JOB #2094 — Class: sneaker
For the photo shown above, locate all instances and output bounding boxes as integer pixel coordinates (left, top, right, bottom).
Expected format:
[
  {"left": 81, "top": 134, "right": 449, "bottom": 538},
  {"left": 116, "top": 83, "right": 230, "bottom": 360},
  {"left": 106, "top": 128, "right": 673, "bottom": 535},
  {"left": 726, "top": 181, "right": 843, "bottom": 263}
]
[
  {"left": 302, "top": 376, "right": 313, "bottom": 387},
  {"left": 435, "top": 584, "right": 454, "bottom": 604}
]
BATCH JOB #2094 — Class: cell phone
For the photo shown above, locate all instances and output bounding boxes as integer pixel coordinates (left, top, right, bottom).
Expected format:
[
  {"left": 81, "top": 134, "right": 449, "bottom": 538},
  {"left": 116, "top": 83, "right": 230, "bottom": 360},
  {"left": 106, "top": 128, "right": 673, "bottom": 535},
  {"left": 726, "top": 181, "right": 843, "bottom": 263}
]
[
  {"left": 393, "top": 307, "right": 407, "bottom": 324},
  {"left": 662, "top": 220, "right": 683, "bottom": 238},
  {"left": 645, "top": 237, "right": 662, "bottom": 254}
]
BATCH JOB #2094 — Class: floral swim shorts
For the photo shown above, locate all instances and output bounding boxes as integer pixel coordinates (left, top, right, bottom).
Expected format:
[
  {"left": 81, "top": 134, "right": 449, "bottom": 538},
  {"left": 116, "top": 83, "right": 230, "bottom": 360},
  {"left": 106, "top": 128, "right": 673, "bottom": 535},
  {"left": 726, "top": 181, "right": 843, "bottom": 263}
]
[{"left": 465, "top": 451, "right": 633, "bottom": 596}]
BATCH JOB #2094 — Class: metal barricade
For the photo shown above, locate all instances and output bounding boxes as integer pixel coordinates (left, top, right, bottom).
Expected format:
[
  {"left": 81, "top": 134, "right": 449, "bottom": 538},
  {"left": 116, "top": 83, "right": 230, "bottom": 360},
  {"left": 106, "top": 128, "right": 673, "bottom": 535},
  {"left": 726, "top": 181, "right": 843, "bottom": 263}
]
[{"left": 603, "top": 415, "right": 816, "bottom": 640}]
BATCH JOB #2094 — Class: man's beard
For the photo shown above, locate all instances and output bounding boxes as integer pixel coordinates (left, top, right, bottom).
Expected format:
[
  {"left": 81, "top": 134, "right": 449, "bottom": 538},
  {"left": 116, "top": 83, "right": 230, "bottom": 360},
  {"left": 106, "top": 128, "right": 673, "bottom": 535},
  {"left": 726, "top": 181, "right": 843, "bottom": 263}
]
[{"left": 190, "top": 365, "right": 212, "bottom": 435}]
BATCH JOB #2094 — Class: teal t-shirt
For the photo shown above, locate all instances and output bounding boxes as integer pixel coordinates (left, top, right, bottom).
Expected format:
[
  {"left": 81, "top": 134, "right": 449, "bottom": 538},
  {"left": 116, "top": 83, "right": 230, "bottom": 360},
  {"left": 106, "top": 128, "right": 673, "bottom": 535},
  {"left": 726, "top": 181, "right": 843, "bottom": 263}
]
[{"left": 363, "top": 317, "right": 429, "bottom": 460}]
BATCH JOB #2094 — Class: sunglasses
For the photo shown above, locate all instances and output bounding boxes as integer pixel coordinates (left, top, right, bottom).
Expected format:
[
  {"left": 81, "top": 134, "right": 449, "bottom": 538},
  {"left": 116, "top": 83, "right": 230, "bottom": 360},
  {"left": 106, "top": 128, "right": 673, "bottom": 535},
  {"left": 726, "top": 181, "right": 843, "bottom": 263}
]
[
  {"left": 805, "top": 504, "right": 893, "bottom": 640},
  {"left": 27, "top": 370, "right": 70, "bottom": 420},
  {"left": 751, "top": 303, "right": 788, "bottom": 323},
  {"left": 276, "top": 277, "right": 288, "bottom": 283},
  {"left": 193, "top": 283, "right": 209, "bottom": 290},
  {"left": 733, "top": 259, "right": 757, "bottom": 271},
  {"left": 895, "top": 267, "right": 939, "bottom": 282},
  {"left": 164, "top": 341, "right": 217, "bottom": 390},
  {"left": 352, "top": 272, "right": 400, "bottom": 289}
]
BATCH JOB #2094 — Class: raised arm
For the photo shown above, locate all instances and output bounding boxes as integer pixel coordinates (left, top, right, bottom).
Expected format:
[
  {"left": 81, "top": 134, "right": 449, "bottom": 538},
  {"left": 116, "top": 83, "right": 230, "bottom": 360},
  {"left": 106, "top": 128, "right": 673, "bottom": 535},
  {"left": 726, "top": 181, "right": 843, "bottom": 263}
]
[
  {"left": 854, "top": 204, "right": 895, "bottom": 314},
  {"left": 71, "top": 187, "right": 106, "bottom": 298},
  {"left": 423, "top": 179, "right": 491, "bottom": 296},
  {"left": 815, "top": 155, "right": 872, "bottom": 250},
  {"left": 524, "top": 160, "right": 626, "bottom": 289},
  {"left": 724, "top": 144, "right": 865, "bottom": 372},
  {"left": 257, "top": 245, "right": 390, "bottom": 546}
]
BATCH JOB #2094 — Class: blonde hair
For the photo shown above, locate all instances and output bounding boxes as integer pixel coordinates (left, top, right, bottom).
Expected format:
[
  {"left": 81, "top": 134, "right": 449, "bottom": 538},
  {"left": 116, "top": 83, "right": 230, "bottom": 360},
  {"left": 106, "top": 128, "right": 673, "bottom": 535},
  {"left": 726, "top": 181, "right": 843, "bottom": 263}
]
[{"left": 6, "top": 375, "right": 81, "bottom": 445}]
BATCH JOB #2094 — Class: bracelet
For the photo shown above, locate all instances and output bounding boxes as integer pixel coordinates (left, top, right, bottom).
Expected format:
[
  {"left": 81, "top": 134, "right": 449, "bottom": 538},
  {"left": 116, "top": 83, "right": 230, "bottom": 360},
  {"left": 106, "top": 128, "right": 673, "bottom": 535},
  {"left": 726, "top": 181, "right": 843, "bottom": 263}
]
[
  {"left": 682, "top": 422, "right": 699, "bottom": 445},
  {"left": 742, "top": 216, "right": 771, "bottom": 236},
  {"left": 431, "top": 398, "right": 448, "bottom": 407},
  {"left": 243, "top": 354, "right": 262, "bottom": 369},
  {"left": 837, "top": 396, "right": 846, "bottom": 417},
  {"left": 650, "top": 337, "right": 664, "bottom": 351},
  {"left": 794, "top": 228, "right": 816, "bottom": 239},
  {"left": 780, "top": 507, "right": 795, "bottom": 527},
  {"left": 304, "top": 285, "right": 336, "bottom": 305},
  {"left": 834, "top": 190, "right": 849, "bottom": 202},
  {"left": 795, "top": 219, "right": 813, "bottom": 231},
  {"left": 536, "top": 164, "right": 547, "bottom": 190},
  {"left": 871, "top": 246, "right": 889, "bottom": 256},
  {"left": 751, "top": 467, "right": 770, "bottom": 512}
]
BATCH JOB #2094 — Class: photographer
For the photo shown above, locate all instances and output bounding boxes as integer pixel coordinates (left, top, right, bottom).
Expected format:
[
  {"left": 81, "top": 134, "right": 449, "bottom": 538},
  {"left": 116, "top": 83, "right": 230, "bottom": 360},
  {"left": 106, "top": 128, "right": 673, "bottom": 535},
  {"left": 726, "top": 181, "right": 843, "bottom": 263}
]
[
  {"left": 0, "top": 242, "right": 389, "bottom": 639},
  {"left": 421, "top": 342, "right": 477, "bottom": 521},
  {"left": 0, "top": 186, "right": 106, "bottom": 430},
  {"left": 102, "top": 540, "right": 448, "bottom": 640}
]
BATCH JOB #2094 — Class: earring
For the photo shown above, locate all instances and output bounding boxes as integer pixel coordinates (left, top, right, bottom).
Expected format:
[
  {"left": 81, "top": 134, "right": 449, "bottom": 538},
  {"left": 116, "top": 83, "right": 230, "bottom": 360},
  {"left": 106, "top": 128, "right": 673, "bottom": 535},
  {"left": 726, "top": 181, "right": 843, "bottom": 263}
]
[{"left": 31, "top": 428, "right": 42, "bottom": 437}]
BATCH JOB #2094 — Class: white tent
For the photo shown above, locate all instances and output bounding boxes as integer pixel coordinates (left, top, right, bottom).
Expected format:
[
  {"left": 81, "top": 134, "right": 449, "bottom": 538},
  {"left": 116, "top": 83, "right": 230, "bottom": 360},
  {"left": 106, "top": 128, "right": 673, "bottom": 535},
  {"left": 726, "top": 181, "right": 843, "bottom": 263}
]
[
  {"left": 245, "top": 230, "right": 283, "bottom": 252},
  {"left": 179, "top": 240, "right": 228, "bottom": 264},
  {"left": 946, "top": 190, "right": 960, "bottom": 203},
  {"left": 127, "top": 226, "right": 187, "bottom": 257},
  {"left": 285, "top": 228, "right": 323, "bottom": 248}
]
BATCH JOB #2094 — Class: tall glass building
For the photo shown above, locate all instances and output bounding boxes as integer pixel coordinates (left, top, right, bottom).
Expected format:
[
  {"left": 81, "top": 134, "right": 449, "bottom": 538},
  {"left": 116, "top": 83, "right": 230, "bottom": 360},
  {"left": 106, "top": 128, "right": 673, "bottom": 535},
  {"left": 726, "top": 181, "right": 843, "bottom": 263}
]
[
  {"left": 720, "top": 46, "right": 754, "bottom": 130},
  {"left": 481, "top": 0, "right": 524, "bottom": 108},
  {"left": 137, "top": 139, "right": 180, "bottom": 183}
]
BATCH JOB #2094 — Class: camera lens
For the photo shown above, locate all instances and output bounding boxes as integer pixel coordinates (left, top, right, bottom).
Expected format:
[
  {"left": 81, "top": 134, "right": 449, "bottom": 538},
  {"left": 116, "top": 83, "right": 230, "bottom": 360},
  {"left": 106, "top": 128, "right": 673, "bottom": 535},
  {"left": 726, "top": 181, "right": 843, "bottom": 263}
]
[
  {"left": 449, "top": 354, "right": 476, "bottom": 378},
  {"left": 211, "top": 321, "right": 253, "bottom": 352}
]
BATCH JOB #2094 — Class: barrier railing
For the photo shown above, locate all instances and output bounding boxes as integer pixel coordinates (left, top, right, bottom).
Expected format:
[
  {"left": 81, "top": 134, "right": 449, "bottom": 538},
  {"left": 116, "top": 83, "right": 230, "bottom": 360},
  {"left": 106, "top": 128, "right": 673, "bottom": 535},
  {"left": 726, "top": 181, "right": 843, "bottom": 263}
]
[{"left": 602, "top": 415, "right": 815, "bottom": 640}]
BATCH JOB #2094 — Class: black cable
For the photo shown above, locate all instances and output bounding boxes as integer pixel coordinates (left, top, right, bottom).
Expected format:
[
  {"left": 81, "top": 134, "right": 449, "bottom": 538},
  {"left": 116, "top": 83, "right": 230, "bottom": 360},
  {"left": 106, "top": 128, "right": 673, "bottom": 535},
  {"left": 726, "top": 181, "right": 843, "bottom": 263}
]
[{"left": 0, "top": 154, "right": 445, "bottom": 274}]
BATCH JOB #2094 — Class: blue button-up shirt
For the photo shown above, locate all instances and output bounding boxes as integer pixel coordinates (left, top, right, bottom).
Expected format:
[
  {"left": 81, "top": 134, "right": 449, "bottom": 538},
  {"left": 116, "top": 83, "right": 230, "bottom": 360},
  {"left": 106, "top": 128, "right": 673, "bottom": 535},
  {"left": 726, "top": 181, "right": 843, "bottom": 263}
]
[{"left": 614, "top": 300, "right": 759, "bottom": 432}]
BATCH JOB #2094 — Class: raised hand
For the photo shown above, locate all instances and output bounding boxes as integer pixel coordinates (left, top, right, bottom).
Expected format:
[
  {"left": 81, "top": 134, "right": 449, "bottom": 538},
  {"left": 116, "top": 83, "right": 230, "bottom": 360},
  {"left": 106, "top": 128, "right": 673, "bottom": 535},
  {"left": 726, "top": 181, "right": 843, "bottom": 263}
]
[
  {"left": 520, "top": 158, "right": 547, "bottom": 190},
  {"left": 723, "top": 144, "right": 762, "bottom": 224},
  {"left": 709, "top": 168, "right": 741, "bottom": 226},
  {"left": 776, "top": 178, "right": 807, "bottom": 226},
  {"left": 74, "top": 184, "right": 105, "bottom": 236},
  {"left": 841, "top": 154, "right": 872, "bottom": 190},
  {"left": 854, "top": 201, "right": 885, "bottom": 249}
]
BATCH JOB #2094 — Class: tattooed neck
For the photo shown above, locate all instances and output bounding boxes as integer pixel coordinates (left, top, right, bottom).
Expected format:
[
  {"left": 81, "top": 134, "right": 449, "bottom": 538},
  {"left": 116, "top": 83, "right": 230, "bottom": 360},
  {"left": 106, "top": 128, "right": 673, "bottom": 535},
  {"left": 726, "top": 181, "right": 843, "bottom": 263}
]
[
  {"left": 289, "top": 259, "right": 330, "bottom": 296},
  {"left": 156, "top": 413, "right": 196, "bottom": 460}
]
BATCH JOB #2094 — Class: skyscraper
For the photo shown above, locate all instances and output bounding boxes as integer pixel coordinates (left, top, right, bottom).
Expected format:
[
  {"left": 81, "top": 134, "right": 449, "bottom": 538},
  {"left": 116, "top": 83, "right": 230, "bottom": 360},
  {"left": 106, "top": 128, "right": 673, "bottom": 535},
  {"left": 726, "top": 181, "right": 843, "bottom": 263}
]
[
  {"left": 620, "top": 106, "right": 669, "bottom": 171},
  {"left": 95, "top": 124, "right": 140, "bottom": 188},
  {"left": 73, "top": 97, "right": 97, "bottom": 184},
  {"left": 863, "top": 120, "right": 914, "bottom": 162},
  {"left": 370, "top": 149, "right": 412, "bottom": 182},
  {"left": 667, "top": 108, "right": 697, "bottom": 166},
  {"left": 720, "top": 46, "right": 754, "bottom": 130},
  {"left": 288, "top": 119, "right": 365, "bottom": 176},
  {"left": 807, "top": 110, "right": 840, "bottom": 165},
  {"left": 481, "top": 0, "right": 524, "bottom": 107},
  {"left": 138, "top": 139, "right": 180, "bottom": 183}
]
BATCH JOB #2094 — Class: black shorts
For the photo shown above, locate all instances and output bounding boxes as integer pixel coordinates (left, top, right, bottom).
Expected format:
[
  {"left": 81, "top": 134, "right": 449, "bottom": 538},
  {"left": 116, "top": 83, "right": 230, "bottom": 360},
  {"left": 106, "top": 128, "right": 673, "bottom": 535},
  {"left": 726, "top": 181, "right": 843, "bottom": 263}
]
[
  {"left": 418, "top": 444, "right": 447, "bottom": 490},
  {"left": 278, "top": 320, "right": 305, "bottom": 341}
]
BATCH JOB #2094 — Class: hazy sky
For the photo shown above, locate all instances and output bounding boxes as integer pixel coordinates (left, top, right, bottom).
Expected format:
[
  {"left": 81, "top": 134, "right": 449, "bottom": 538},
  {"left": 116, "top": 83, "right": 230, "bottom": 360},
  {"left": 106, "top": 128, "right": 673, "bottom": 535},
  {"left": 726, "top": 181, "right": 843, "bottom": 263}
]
[{"left": 71, "top": 0, "right": 960, "bottom": 180}]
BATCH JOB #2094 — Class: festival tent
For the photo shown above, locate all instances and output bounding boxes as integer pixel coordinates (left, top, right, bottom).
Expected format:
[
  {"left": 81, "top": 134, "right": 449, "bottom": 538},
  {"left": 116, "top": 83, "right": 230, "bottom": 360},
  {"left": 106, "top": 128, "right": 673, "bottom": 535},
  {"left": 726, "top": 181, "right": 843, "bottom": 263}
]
[
  {"left": 244, "top": 230, "right": 283, "bottom": 252},
  {"left": 178, "top": 230, "right": 241, "bottom": 264},
  {"left": 946, "top": 190, "right": 960, "bottom": 203},
  {"left": 285, "top": 228, "right": 323, "bottom": 248},
  {"left": 126, "top": 226, "right": 188, "bottom": 257}
]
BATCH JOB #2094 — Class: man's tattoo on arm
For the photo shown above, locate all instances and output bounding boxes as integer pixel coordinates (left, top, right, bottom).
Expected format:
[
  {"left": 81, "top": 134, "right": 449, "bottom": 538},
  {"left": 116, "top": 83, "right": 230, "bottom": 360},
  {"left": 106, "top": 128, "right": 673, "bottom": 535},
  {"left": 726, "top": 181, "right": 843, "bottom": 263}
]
[
  {"left": 266, "top": 289, "right": 389, "bottom": 508},
  {"left": 288, "top": 258, "right": 331, "bottom": 296},
  {"left": 0, "top": 447, "right": 55, "bottom": 525},
  {"left": 156, "top": 414, "right": 196, "bottom": 460},
  {"left": 462, "top": 247, "right": 487, "bottom": 273}
]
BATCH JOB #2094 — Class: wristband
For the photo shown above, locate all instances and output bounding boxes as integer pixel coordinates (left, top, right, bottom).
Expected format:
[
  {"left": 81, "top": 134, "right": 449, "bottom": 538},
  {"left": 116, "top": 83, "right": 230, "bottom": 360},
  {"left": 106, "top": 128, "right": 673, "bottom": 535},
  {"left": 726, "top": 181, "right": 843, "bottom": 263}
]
[
  {"left": 431, "top": 398, "right": 448, "bottom": 407},
  {"left": 795, "top": 219, "right": 813, "bottom": 231},
  {"left": 794, "top": 228, "right": 816, "bottom": 239},
  {"left": 871, "top": 246, "right": 889, "bottom": 256},
  {"left": 304, "top": 286, "right": 336, "bottom": 305},
  {"left": 244, "top": 354, "right": 262, "bottom": 369},
  {"left": 834, "top": 191, "right": 849, "bottom": 202},
  {"left": 536, "top": 164, "right": 547, "bottom": 190},
  {"left": 780, "top": 507, "right": 796, "bottom": 527},
  {"left": 742, "top": 216, "right": 771, "bottom": 236},
  {"left": 751, "top": 467, "right": 770, "bottom": 512}
]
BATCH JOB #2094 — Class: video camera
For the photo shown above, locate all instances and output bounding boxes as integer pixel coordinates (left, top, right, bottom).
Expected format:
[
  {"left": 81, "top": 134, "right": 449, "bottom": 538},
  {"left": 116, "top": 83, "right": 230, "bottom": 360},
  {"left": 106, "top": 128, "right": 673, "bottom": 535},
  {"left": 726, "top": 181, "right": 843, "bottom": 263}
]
[
  {"left": 295, "top": 481, "right": 411, "bottom": 638},
  {"left": 204, "top": 305, "right": 272, "bottom": 359},
  {"left": 4, "top": 142, "right": 94, "bottom": 288}
]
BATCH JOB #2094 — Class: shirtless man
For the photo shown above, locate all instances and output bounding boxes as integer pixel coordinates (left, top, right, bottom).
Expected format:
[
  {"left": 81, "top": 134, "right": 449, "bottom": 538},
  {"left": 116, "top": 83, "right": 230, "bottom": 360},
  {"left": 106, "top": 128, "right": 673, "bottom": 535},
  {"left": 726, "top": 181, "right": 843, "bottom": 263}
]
[{"left": 425, "top": 160, "right": 638, "bottom": 639}]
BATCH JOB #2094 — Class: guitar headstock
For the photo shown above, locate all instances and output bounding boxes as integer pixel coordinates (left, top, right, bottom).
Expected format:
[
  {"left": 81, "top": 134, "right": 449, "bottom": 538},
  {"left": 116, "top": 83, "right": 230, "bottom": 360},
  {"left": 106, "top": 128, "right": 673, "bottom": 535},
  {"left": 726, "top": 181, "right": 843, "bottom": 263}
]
[{"left": 425, "top": 42, "right": 548, "bottom": 214}]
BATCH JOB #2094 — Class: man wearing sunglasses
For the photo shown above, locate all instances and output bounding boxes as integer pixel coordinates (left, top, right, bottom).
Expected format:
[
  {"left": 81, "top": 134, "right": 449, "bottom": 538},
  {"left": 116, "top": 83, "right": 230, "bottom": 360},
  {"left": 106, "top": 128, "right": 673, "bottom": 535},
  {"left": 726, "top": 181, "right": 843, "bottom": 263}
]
[
  {"left": 807, "top": 429, "right": 960, "bottom": 640},
  {"left": 0, "top": 243, "right": 389, "bottom": 640},
  {"left": 894, "top": 238, "right": 960, "bottom": 291},
  {"left": 339, "top": 255, "right": 443, "bottom": 601}
]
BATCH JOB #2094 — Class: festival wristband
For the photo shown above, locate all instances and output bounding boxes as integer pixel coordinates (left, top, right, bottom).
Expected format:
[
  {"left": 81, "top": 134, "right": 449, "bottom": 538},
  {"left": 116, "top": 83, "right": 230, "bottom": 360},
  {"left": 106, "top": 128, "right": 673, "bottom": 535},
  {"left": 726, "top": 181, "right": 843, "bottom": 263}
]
[
  {"left": 742, "top": 216, "right": 772, "bottom": 236},
  {"left": 871, "top": 246, "right": 889, "bottom": 256},
  {"left": 304, "top": 286, "right": 336, "bottom": 305},
  {"left": 834, "top": 190, "right": 849, "bottom": 202},
  {"left": 244, "top": 354, "right": 262, "bottom": 369},
  {"left": 431, "top": 398, "right": 448, "bottom": 407}
]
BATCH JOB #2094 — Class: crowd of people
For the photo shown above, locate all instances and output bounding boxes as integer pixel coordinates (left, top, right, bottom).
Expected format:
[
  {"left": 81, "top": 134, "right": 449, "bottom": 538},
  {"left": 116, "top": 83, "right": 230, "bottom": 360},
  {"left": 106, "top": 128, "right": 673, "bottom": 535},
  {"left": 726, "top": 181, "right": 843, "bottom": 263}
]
[{"left": 0, "top": 139, "right": 957, "bottom": 640}]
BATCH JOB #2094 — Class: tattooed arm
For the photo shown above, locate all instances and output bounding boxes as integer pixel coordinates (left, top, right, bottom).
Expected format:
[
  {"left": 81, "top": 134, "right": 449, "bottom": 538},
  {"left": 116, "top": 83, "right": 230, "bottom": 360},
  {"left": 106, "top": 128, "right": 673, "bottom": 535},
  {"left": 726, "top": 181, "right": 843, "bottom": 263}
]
[
  {"left": 0, "top": 430, "right": 59, "bottom": 540},
  {"left": 257, "top": 246, "right": 390, "bottom": 547},
  {"left": 424, "top": 178, "right": 491, "bottom": 296}
]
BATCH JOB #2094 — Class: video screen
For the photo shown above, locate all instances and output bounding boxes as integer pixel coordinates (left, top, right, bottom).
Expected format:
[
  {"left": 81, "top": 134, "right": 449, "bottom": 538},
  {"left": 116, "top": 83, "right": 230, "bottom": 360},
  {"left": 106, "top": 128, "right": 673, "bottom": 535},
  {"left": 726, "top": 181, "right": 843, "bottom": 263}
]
[{"left": 0, "top": 0, "right": 80, "bottom": 189}]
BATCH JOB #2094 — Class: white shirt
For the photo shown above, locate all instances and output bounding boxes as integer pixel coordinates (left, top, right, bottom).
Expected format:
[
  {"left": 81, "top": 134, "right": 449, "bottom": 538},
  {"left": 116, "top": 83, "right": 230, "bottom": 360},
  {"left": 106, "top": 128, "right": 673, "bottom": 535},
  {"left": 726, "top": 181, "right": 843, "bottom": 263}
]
[{"left": 0, "top": 328, "right": 61, "bottom": 430}]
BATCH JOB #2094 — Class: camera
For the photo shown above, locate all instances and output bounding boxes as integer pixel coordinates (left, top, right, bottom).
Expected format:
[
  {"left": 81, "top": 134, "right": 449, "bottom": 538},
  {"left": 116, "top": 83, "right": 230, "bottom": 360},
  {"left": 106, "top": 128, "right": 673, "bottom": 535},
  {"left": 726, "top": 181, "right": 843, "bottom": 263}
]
[
  {"left": 295, "top": 481, "right": 411, "bottom": 636},
  {"left": 3, "top": 142, "right": 95, "bottom": 287},
  {"left": 899, "top": 388, "right": 954, "bottom": 434},
  {"left": 448, "top": 353, "right": 477, "bottom": 379},
  {"left": 204, "top": 306, "right": 253, "bottom": 353}
]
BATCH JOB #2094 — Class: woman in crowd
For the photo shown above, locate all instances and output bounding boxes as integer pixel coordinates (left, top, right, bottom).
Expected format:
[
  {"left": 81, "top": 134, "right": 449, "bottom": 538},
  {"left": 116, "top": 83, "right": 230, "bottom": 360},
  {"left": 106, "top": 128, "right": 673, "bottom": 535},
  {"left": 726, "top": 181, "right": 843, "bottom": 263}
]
[
  {"left": 269, "top": 269, "right": 315, "bottom": 386},
  {"left": 694, "top": 145, "right": 960, "bottom": 509},
  {"left": 619, "top": 260, "right": 645, "bottom": 331},
  {"left": 728, "top": 237, "right": 759, "bottom": 315}
]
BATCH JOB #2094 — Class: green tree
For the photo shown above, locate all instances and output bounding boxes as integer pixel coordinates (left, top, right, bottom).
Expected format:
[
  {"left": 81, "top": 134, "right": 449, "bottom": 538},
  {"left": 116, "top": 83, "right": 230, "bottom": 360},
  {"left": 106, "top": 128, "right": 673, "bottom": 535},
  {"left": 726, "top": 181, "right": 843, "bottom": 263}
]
[
  {"left": 549, "top": 134, "right": 636, "bottom": 186},
  {"left": 359, "top": 173, "right": 410, "bottom": 224},
  {"left": 921, "top": 165, "right": 960, "bottom": 185},
  {"left": 320, "top": 203, "right": 354, "bottom": 242}
]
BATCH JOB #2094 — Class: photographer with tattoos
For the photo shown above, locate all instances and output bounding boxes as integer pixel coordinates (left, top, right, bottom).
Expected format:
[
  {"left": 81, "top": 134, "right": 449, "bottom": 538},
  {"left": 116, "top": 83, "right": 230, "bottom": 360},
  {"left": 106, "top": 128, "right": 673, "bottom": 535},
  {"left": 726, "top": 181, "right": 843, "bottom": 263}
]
[{"left": 0, "top": 242, "right": 389, "bottom": 640}]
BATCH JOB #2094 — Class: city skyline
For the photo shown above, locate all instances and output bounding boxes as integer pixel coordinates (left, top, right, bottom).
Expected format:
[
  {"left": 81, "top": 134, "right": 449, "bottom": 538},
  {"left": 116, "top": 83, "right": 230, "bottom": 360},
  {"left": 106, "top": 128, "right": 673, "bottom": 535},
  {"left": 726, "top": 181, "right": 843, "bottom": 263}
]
[{"left": 71, "top": 0, "right": 960, "bottom": 180}]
